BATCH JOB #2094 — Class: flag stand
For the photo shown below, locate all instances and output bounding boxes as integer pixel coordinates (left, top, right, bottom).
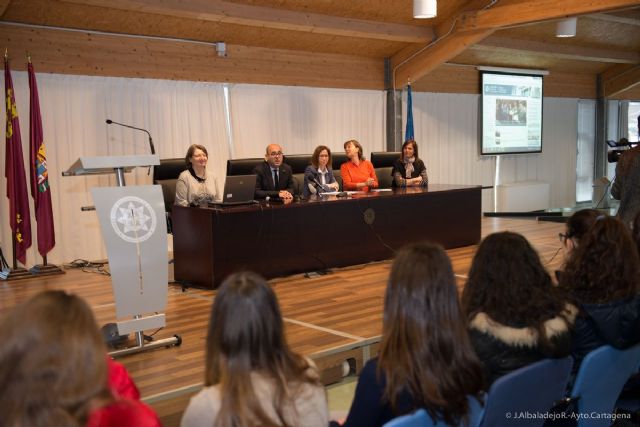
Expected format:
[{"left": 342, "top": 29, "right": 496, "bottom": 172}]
[
  {"left": 1, "top": 233, "right": 33, "bottom": 281},
  {"left": 30, "top": 255, "right": 64, "bottom": 276}
]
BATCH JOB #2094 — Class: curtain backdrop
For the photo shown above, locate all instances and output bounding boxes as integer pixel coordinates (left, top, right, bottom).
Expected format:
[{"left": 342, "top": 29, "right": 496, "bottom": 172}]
[{"left": 1, "top": 72, "right": 579, "bottom": 266}]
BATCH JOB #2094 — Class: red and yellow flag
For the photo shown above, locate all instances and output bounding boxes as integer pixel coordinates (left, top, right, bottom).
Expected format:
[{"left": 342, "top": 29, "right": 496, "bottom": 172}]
[
  {"left": 28, "top": 59, "right": 55, "bottom": 256},
  {"left": 5, "top": 55, "right": 32, "bottom": 264}
]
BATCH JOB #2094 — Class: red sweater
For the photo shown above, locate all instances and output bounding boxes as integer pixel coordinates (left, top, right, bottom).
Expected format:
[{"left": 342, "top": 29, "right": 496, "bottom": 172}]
[{"left": 340, "top": 160, "right": 378, "bottom": 191}]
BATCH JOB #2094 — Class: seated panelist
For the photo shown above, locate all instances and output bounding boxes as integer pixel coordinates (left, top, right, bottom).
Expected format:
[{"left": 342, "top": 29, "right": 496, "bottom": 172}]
[
  {"left": 175, "top": 144, "right": 220, "bottom": 206},
  {"left": 392, "top": 140, "right": 428, "bottom": 187},
  {"left": 340, "top": 139, "right": 378, "bottom": 191},
  {"left": 253, "top": 144, "right": 295, "bottom": 200},
  {"left": 303, "top": 145, "right": 340, "bottom": 198}
]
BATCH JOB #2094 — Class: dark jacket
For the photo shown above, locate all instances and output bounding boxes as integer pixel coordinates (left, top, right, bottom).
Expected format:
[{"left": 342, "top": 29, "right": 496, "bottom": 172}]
[
  {"left": 611, "top": 145, "right": 640, "bottom": 228},
  {"left": 302, "top": 165, "right": 337, "bottom": 198},
  {"left": 253, "top": 161, "right": 296, "bottom": 199},
  {"left": 468, "top": 305, "right": 576, "bottom": 386},
  {"left": 571, "top": 295, "right": 640, "bottom": 375},
  {"left": 391, "top": 158, "right": 428, "bottom": 187}
]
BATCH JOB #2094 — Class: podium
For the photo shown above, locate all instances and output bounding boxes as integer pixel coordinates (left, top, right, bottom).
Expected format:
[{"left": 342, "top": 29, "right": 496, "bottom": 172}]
[{"left": 64, "top": 155, "right": 181, "bottom": 356}]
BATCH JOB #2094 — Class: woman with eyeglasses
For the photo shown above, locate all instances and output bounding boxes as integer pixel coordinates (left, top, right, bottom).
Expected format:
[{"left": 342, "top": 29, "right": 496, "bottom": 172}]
[
  {"left": 559, "top": 217, "right": 640, "bottom": 376},
  {"left": 303, "top": 145, "right": 340, "bottom": 198}
]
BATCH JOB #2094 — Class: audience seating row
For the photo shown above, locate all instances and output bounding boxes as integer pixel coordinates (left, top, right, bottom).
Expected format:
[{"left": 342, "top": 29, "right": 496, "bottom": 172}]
[{"left": 383, "top": 343, "right": 640, "bottom": 427}]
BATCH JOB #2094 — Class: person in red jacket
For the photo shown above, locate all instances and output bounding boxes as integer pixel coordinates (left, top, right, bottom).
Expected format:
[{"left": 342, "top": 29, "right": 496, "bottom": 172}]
[
  {"left": 0, "top": 290, "right": 160, "bottom": 427},
  {"left": 340, "top": 139, "right": 378, "bottom": 191}
]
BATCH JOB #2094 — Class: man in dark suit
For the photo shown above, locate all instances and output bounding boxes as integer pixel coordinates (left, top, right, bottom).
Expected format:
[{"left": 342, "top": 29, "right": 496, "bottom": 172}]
[{"left": 253, "top": 143, "right": 295, "bottom": 199}]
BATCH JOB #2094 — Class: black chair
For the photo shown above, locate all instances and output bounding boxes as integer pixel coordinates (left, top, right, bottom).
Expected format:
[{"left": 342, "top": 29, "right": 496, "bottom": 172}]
[
  {"left": 283, "top": 154, "right": 312, "bottom": 196},
  {"left": 153, "top": 158, "right": 186, "bottom": 233},
  {"left": 370, "top": 151, "right": 400, "bottom": 189},
  {"left": 226, "top": 158, "right": 263, "bottom": 176}
]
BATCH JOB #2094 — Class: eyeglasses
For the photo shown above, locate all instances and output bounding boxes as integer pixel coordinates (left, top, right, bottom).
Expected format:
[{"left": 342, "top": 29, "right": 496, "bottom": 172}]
[
  {"left": 269, "top": 151, "right": 283, "bottom": 157},
  {"left": 558, "top": 233, "right": 569, "bottom": 244}
]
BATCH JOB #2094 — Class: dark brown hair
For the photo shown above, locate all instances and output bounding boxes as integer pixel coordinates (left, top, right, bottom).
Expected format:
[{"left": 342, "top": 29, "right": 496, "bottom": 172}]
[
  {"left": 633, "top": 211, "right": 640, "bottom": 255},
  {"left": 462, "top": 232, "right": 570, "bottom": 344},
  {"left": 0, "top": 291, "right": 111, "bottom": 427},
  {"left": 311, "top": 145, "right": 332, "bottom": 169},
  {"left": 343, "top": 139, "right": 364, "bottom": 160},
  {"left": 184, "top": 144, "right": 208, "bottom": 165},
  {"left": 565, "top": 209, "right": 602, "bottom": 244},
  {"left": 561, "top": 217, "right": 640, "bottom": 304},
  {"left": 205, "top": 272, "right": 320, "bottom": 427},
  {"left": 378, "top": 242, "right": 484, "bottom": 425},
  {"left": 401, "top": 140, "right": 419, "bottom": 161}
]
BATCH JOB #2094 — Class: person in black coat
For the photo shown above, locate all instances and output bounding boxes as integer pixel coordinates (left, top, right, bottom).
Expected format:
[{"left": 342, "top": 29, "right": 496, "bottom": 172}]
[
  {"left": 253, "top": 143, "right": 295, "bottom": 199},
  {"left": 559, "top": 217, "right": 640, "bottom": 376},
  {"left": 391, "top": 140, "right": 428, "bottom": 187},
  {"left": 462, "top": 232, "right": 576, "bottom": 386}
]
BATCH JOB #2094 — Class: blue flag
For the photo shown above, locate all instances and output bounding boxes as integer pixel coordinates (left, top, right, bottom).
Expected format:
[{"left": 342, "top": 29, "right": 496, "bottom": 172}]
[{"left": 405, "top": 84, "right": 414, "bottom": 142}]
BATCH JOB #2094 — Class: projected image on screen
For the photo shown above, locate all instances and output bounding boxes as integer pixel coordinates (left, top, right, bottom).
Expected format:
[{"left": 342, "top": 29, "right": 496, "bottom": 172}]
[{"left": 481, "top": 72, "right": 543, "bottom": 155}]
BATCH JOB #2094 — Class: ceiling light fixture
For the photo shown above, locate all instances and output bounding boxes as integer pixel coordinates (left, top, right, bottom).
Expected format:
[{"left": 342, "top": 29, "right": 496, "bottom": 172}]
[
  {"left": 556, "top": 17, "right": 577, "bottom": 38},
  {"left": 414, "top": 0, "right": 437, "bottom": 19}
]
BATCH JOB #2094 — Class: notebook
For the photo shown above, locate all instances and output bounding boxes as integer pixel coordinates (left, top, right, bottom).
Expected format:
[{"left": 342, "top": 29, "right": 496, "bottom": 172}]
[{"left": 210, "top": 174, "right": 257, "bottom": 206}]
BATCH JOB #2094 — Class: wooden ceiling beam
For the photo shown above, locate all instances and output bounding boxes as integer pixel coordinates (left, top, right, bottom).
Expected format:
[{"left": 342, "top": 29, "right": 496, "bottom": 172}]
[
  {"left": 473, "top": 35, "right": 640, "bottom": 63},
  {"left": 393, "top": 30, "right": 492, "bottom": 88},
  {"left": 0, "top": 0, "right": 10, "bottom": 17},
  {"left": 61, "top": 0, "right": 435, "bottom": 43},
  {"left": 602, "top": 64, "right": 640, "bottom": 97},
  {"left": 456, "top": 0, "right": 640, "bottom": 32}
]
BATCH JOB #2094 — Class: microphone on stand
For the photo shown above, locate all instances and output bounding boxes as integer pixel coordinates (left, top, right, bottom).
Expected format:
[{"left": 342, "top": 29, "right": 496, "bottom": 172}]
[
  {"left": 310, "top": 176, "right": 329, "bottom": 194},
  {"left": 106, "top": 119, "right": 156, "bottom": 175}
]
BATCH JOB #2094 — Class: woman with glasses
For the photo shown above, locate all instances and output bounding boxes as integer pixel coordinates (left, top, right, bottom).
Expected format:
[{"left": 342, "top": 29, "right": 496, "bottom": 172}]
[{"left": 303, "top": 145, "right": 340, "bottom": 198}]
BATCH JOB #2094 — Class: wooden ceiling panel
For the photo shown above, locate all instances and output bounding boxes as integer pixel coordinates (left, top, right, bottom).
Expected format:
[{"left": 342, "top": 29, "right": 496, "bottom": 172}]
[
  {"left": 451, "top": 49, "right": 611, "bottom": 74},
  {"left": 496, "top": 16, "right": 640, "bottom": 51},
  {"left": 2, "top": 0, "right": 407, "bottom": 58}
]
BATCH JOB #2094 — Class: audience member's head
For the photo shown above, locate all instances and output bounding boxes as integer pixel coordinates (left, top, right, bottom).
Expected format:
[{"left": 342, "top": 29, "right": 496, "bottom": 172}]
[
  {"left": 463, "top": 232, "right": 569, "bottom": 331},
  {"left": 205, "top": 271, "right": 319, "bottom": 426},
  {"left": 561, "top": 217, "right": 640, "bottom": 304},
  {"left": 561, "top": 209, "right": 602, "bottom": 253},
  {"left": 265, "top": 144, "right": 284, "bottom": 168},
  {"left": 401, "top": 139, "right": 419, "bottom": 161},
  {"left": 0, "top": 290, "right": 111, "bottom": 427},
  {"left": 378, "top": 242, "right": 483, "bottom": 425}
]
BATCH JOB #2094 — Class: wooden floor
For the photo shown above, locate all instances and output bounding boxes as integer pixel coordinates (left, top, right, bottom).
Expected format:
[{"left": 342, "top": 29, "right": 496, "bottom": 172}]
[{"left": 0, "top": 216, "right": 567, "bottom": 426}]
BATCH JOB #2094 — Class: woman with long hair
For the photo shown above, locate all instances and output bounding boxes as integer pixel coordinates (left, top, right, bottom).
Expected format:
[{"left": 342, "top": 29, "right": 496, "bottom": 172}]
[
  {"left": 339, "top": 242, "right": 484, "bottom": 426},
  {"left": 559, "top": 217, "right": 640, "bottom": 373},
  {"left": 462, "top": 232, "right": 576, "bottom": 386},
  {"left": 181, "top": 272, "right": 328, "bottom": 427},
  {"left": 0, "top": 290, "right": 159, "bottom": 427},
  {"left": 303, "top": 145, "right": 340, "bottom": 197},
  {"left": 392, "top": 140, "right": 428, "bottom": 187}
]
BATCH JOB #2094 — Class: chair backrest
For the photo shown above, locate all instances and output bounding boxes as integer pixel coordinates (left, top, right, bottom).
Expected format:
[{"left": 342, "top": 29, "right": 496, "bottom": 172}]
[
  {"left": 153, "top": 158, "right": 186, "bottom": 212},
  {"left": 480, "top": 357, "right": 573, "bottom": 427},
  {"left": 570, "top": 344, "right": 640, "bottom": 427},
  {"left": 226, "top": 158, "right": 263, "bottom": 176},
  {"left": 332, "top": 152, "right": 348, "bottom": 170},
  {"left": 383, "top": 396, "right": 484, "bottom": 427},
  {"left": 371, "top": 152, "right": 400, "bottom": 189}
]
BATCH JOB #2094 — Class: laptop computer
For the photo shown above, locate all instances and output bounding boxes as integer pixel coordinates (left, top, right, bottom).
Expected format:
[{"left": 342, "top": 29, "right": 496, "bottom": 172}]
[{"left": 210, "top": 174, "right": 258, "bottom": 206}]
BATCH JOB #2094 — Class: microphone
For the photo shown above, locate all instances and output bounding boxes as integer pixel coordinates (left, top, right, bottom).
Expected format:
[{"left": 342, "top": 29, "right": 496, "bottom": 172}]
[
  {"left": 106, "top": 119, "right": 156, "bottom": 155},
  {"left": 310, "top": 176, "right": 329, "bottom": 193}
]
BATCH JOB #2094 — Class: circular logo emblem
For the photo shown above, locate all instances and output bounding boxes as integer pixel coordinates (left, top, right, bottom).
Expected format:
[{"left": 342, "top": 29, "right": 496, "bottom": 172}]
[{"left": 110, "top": 196, "right": 157, "bottom": 243}]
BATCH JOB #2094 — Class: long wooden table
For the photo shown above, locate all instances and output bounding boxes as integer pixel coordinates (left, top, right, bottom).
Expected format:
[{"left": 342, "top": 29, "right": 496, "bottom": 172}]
[{"left": 172, "top": 184, "right": 481, "bottom": 289}]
